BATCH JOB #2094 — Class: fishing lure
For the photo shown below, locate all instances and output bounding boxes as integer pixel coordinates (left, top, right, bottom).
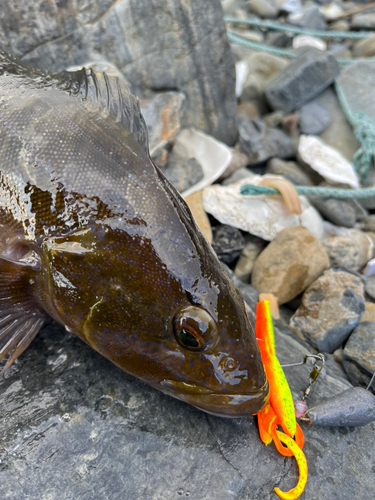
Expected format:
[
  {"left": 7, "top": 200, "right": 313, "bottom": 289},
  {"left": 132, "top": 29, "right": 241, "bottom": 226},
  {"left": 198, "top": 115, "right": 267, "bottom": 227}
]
[{"left": 255, "top": 300, "right": 307, "bottom": 500}]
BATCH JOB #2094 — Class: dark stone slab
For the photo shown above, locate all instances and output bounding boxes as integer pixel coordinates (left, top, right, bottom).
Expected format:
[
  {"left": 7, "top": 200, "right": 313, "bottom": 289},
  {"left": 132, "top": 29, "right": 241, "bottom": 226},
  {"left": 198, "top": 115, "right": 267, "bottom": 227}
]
[{"left": 343, "top": 321, "right": 375, "bottom": 388}]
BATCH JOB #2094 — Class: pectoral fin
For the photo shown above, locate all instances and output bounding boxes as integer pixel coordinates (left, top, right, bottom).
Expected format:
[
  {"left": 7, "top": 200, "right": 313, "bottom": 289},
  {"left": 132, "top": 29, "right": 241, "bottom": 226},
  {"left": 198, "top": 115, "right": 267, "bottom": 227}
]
[{"left": 0, "top": 255, "right": 46, "bottom": 374}]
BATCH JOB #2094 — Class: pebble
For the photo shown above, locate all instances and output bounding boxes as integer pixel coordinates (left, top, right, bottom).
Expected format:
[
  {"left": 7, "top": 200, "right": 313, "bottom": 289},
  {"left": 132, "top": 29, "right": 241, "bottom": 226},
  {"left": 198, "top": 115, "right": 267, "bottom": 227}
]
[
  {"left": 184, "top": 191, "right": 212, "bottom": 244},
  {"left": 311, "top": 193, "right": 367, "bottom": 228},
  {"left": 237, "top": 102, "right": 260, "bottom": 121},
  {"left": 202, "top": 174, "right": 325, "bottom": 241},
  {"left": 237, "top": 118, "right": 297, "bottom": 164},
  {"left": 211, "top": 225, "right": 245, "bottom": 264},
  {"left": 265, "top": 47, "right": 340, "bottom": 113},
  {"left": 352, "top": 35, "right": 375, "bottom": 58},
  {"left": 288, "top": 5, "right": 327, "bottom": 30},
  {"left": 298, "top": 135, "right": 360, "bottom": 189},
  {"left": 251, "top": 226, "right": 329, "bottom": 304},
  {"left": 298, "top": 102, "right": 331, "bottom": 135},
  {"left": 361, "top": 302, "right": 375, "bottom": 322},
  {"left": 276, "top": 0, "right": 302, "bottom": 14},
  {"left": 351, "top": 13, "right": 375, "bottom": 30},
  {"left": 234, "top": 238, "right": 266, "bottom": 282},
  {"left": 247, "top": 0, "right": 279, "bottom": 18},
  {"left": 217, "top": 149, "right": 249, "bottom": 181},
  {"left": 321, "top": 2, "right": 343, "bottom": 21},
  {"left": 290, "top": 266, "right": 366, "bottom": 352},
  {"left": 365, "top": 274, "right": 375, "bottom": 300},
  {"left": 322, "top": 233, "right": 373, "bottom": 272},
  {"left": 308, "top": 387, "right": 375, "bottom": 427},
  {"left": 329, "top": 20, "right": 350, "bottom": 32},
  {"left": 292, "top": 35, "right": 327, "bottom": 51},
  {"left": 343, "top": 322, "right": 375, "bottom": 388},
  {"left": 357, "top": 214, "right": 375, "bottom": 233},
  {"left": 265, "top": 158, "right": 314, "bottom": 185},
  {"left": 163, "top": 155, "right": 204, "bottom": 193}
]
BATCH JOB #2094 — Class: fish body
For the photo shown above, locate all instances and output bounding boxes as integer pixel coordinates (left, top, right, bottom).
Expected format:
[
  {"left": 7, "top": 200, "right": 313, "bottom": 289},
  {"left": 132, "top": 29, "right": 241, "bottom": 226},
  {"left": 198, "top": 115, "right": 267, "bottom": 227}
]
[{"left": 0, "top": 51, "right": 268, "bottom": 417}]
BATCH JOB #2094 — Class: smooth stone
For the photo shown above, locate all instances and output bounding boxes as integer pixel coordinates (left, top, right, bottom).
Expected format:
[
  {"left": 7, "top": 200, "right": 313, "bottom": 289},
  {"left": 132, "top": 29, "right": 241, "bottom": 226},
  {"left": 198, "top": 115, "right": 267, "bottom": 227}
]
[
  {"left": 352, "top": 35, "right": 375, "bottom": 58},
  {"left": 234, "top": 238, "right": 266, "bottom": 282},
  {"left": 330, "top": 20, "right": 350, "bottom": 31},
  {"left": 298, "top": 102, "right": 331, "bottom": 135},
  {"left": 217, "top": 148, "right": 249, "bottom": 181},
  {"left": 265, "top": 31, "right": 293, "bottom": 48},
  {"left": 365, "top": 274, "right": 375, "bottom": 300},
  {"left": 140, "top": 92, "right": 185, "bottom": 163},
  {"left": 290, "top": 266, "right": 366, "bottom": 352},
  {"left": 247, "top": 0, "right": 279, "bottom": 18},
  {"left": 163, "top": 155, "right": 204, "bottom": 193},
  {"left": 276, "top": 0, "right": 302, "bottom": 14},
  {"left": 292, "top": 35, "right": 327, "bottom": 51},
  {"left": 360, "top": 302, "right": 375, "bottom": 322},
  {"left": 211, "top": 224, "right": 245, "bottom": 264},
  {"left": 184, "top": 191, "right": 212, "bottom": 244},
  {"left": 262, "top": 111, "right": 284, "bottom": 128},
  {"left": 239, "top": 52, "right": 288, "bottom": 104},
  {"left": 237, "top": 119, "right": 297, "bottom": 165},
  {"left": 315, "top": 88, "right": 359, "bottom": 162},
  {"left": 309, "top": 387, "right": 375, "bottom": 427},
  {"left": 321, "top": 2, "right": 343, "bottom": 21},
  {"left": 265, "top": 158, "right": 314, "bottom": 185},
  {"left": 357, "top": 214, "right": 375, "bottom": 233},
  {"left": 265, "top": 47, "right": 340, "bottom": 113},
  {"left": 343, "top": 322, "right": 375, "bottom": 387},
  {"left": 6, "top": 0, "right": 237, "bottom": 146},
  {"left": 202, "top": 173, "right": 325, "bottom": 241},
  {"left": 323, "top": 233, "right": 373, "bottom": 272},
  {"left": 288, "top": 5, "right": 327, "bottom": 30},
  {"left": 311, "top": 195, "right": 368, "bottom": 228},
  {"left": 328, "top": 42, "right": 352, "bottom": 59},
  {"left": 351, "top": 13, "right": 375, "bottom": 30},
  {"left": 298, "top": 135, "right": 360, "bottom": 189},
  {"left": 2, "top": 316, "right": 374, "bottom": 499},
  {"left": 252, "top": 226, "right": 329, "bottom": 305}
]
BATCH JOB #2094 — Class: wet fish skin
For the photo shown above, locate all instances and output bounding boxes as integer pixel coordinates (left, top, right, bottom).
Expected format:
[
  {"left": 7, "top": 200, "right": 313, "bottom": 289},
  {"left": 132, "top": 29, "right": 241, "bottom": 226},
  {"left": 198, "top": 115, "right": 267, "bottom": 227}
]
[{"left": 0, "top": 51, "right": 268, "bottom": 417}]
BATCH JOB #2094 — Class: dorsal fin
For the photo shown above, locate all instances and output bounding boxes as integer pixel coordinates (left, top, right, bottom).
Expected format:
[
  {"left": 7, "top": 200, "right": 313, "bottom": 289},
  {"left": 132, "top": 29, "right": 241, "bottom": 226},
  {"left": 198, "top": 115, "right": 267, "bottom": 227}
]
[{"left": 54, "top": 68, "right": 150, "bottom": 156}]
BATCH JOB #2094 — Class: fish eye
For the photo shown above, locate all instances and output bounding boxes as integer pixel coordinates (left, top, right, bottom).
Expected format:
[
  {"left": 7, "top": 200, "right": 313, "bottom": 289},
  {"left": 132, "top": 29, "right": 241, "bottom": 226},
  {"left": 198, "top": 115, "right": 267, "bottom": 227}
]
[{"left": 173, "top": 305, "right": 219, "bottom": 352}]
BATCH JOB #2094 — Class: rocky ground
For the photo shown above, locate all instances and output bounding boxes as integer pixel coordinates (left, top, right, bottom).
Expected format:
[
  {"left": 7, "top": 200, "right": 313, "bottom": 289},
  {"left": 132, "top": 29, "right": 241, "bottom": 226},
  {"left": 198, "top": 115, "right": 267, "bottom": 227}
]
[{"left": 1, "top": 0, "right": 375, "bottom": 499}]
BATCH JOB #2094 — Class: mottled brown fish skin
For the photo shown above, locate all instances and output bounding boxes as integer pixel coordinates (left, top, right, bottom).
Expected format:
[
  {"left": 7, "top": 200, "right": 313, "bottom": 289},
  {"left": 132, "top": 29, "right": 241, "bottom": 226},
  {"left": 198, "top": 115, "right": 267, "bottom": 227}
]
[{"left": 0, "top": 51, "right": 268, "bottom": 417}]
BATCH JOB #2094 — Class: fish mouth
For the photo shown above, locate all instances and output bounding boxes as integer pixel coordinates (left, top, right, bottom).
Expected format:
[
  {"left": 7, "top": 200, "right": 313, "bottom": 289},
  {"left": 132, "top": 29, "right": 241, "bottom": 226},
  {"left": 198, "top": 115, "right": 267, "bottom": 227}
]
[{"left": 160, "top": 379, "right": 269, "bottom": 418}]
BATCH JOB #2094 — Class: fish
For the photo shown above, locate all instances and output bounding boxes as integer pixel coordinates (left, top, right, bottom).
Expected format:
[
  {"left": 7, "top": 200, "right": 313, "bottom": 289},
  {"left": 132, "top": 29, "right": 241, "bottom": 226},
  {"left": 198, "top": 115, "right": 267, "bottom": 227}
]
[{"left": 0, "top": 50, "right": 268, "bottom": 417}]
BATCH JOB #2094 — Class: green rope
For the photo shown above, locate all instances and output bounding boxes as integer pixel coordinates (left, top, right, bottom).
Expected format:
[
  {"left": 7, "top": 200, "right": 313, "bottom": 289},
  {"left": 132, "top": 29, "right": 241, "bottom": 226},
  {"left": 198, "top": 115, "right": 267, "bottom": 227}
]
[
  {"left": 335, "top": 81, "right": 375, "bottom": 180},
  {"left": 227, "top": 31, "right": 375, "bottom": 66},
  {"left": 225, "top": 16, "right": 372, "bottom": 40},
  {"left": 240, "top": 184, "right": 375, "bottom": 199}
]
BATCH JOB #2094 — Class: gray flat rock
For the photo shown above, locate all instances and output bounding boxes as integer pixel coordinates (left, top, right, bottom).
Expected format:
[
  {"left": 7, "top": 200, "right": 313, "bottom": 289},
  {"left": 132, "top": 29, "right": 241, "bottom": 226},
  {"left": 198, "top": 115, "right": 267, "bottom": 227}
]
[{"left": 1, "top": 315, "right": 374, "bottom": 500}]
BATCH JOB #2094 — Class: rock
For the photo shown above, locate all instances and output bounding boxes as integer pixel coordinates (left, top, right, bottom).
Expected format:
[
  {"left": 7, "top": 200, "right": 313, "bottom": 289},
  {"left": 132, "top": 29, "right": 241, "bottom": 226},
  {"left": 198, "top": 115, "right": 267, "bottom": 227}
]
[
  {"left": 202, "top": 173, "right": 324, "bottom": 241},
  {"left": 163, "top": 154, "right": 204, "bottom": 193},
  {"left": 360, "top": 302, "right": 375, "bottom": 322},
  {"left": 330, "top": 20, "right": 350, "bottom": 31},
  {"left": 1, "top": 317, "right": 374, "bottom": 500},
  {"left": 309, "top": 387, "right": 375, "bottom": 427},
  {"left": 218, "top": 148, "right": 249, "bottom": 181},
  {"left": 298, "top": 135, "right": 360, "bottom": 189},
  {"left": 265, "top": 158, "right": 314, "bottom": 186},
  {"left": 343, "top": 322, "right": 375, "bottom": 387},
  {"left": 311, "top": 190, "right": 367, "bottom": 228},
  {"left": 211, "top": 225, "right": 245, "bottom": 264},
  {"left": 293, "top": 35, "right": 327, "bottom": 52},
  {"left": 239, "top": 52, "right": 288, "bottom": 104},
  {"left": 265, "top": 48, "right": 340, "bottom": 113},
  {"left": 247, "top": 0, "right": 279, "bottom": 18},
  {"left": 288, "top": 5, "right": 327, "bottom": 30},
  {"left": 234, "top": 238, "right": 266, "bottom": 282},
  {"left": 328, "top": 43, "right": 352, "bottom": 59},
  {"left": 184, "top": 191, "right": 212, "bottom": 243},
  {"left": 281, "top": 113, "right": 300, "bottom": 136},
  {"left": 365, "top": 274, "right": 375, "bottom": 300},
  {"left": 237, "top": 119, "right": 297, "bottom": 165},
  {"left": 276, "top": 0, "right": 302, "bottom": 14},
  {"left": 251, "top": 226, "right": 329, "bottom": 305},
  {"left": 298, "top": 102, "right": 331, "bottom": 135},
  {"left": 357, "top": 215, "right": 375, "bottom": 233},
  {"left": 140, "top": 92, "right": 185, "bottom": 165},
  {"left": 262, "top": 111, "right": 284, "bottom": 128},
  {"left": 321, "top": 2, "right": 343, "bottom": 21},
  {"left": 323, "top": 233, "right": 373, "bottom": 272},
  {"left": 337, "top": 61, "right": 375, "bottom": 126},
  {"left": 170, "top": 129, "right": 233, "bottom": 198},
  {"left": 315, "top": 88, "right": 359, "bottom": 162},
  {"left": 351, "top": 13, "right": 375, "bottom": 30},
  {"left": 290, "top": 266, "right": 366, "bottom": 353},
  {"left": 352, "top": 35, "right": 375, "bottom": 58},
  {"left": 0, "top": 0, "right": 237, "bottom": 146}
]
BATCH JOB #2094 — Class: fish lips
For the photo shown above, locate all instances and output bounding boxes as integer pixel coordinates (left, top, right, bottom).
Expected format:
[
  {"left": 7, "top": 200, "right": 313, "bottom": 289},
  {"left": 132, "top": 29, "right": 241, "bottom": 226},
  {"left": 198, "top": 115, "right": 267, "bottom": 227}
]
[{"left": 159, "top": 379, "right": 269, "bottom": 418}]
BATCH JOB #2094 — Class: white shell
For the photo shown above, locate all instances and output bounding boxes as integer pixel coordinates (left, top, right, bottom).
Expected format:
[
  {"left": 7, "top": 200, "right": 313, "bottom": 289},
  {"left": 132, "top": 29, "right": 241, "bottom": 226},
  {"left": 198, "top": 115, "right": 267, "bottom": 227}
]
[
  {"left": 202, "top": 173, "right": 324, "bottom": 241},
  {"left": 298, "top": 135, "right": 360, "bottom": 189},
  {"left": 293, "top": 35, "right": 327, "bottom": 51},
  {"left": 177, "top": 129, "right": 233, "bottom": 198},
  {"left": 235, "top": 60, "right": 250, "bottom": 98}
]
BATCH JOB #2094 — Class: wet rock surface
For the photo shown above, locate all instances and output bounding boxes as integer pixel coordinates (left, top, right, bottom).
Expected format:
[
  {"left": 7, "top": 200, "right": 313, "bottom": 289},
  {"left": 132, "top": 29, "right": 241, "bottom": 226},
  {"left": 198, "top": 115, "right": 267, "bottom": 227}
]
[
  {"left": 343, "top": 321, "right": 375, "bottom": 388},
  {"left": 1, "top": 305, "right": 375, "bottom": 500}
]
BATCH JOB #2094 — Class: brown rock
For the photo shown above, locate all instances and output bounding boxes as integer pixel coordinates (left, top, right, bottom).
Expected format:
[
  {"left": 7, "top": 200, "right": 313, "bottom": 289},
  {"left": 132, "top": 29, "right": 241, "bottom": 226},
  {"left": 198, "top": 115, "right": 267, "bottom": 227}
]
[
  {"left": 251, "top": 226, "right": 329, "bottom": 304},
  {"left": 360, "top": 302, "right": 375, "bottom": 323},
  {"left": 184, "top": 191, "right": 212, "bottom": 244},
  {"left": 323, "top": 233, "right": 373, "bottom": 272},
  {"left": 218, "top": 149, "right": 249, "bottom": 181}
]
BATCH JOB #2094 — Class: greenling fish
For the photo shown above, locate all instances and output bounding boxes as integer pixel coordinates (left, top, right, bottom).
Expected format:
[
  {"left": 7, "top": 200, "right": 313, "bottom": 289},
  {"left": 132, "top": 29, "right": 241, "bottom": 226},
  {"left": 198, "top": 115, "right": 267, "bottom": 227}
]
[{"left": 0, "top": 50, "right": 268, "bottom": 417}]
